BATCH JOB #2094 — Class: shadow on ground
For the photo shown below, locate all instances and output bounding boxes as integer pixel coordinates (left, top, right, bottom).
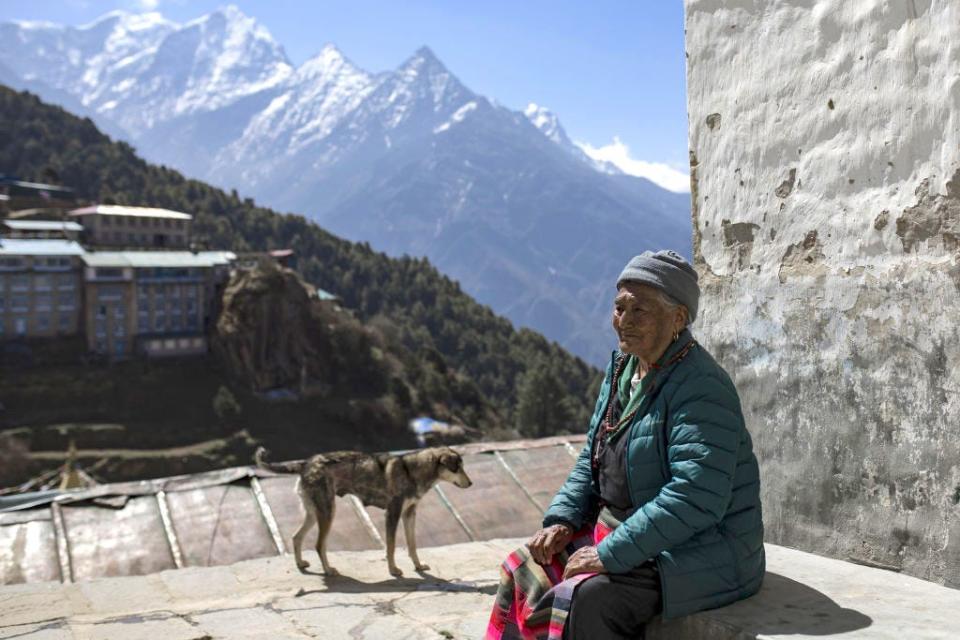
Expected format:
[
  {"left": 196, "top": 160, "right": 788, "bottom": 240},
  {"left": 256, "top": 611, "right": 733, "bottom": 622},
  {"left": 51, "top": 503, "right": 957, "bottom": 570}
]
[
  {"left": 651, "top": 571, "right": 873, "bottom": 638},
  {"left": 294, "top": 570, "right": 499, "bottom": 597}
]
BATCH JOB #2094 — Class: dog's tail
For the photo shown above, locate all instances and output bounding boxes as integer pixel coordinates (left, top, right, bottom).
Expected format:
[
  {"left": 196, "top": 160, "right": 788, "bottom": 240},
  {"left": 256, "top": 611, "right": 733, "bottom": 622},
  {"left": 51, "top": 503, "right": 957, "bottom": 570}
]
[{"left": 254, "top": 446, "right": 306, "bottom": 474}]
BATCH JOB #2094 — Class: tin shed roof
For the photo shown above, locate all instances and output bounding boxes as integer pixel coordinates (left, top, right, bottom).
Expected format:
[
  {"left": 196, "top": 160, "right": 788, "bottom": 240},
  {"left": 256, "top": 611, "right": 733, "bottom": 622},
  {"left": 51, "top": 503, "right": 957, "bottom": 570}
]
[
  {"left": 81, "top": 251, "right": 236, "bottom": 269},
  {"left": 0, "top": 435, "right": 585, "bottom": 586}
]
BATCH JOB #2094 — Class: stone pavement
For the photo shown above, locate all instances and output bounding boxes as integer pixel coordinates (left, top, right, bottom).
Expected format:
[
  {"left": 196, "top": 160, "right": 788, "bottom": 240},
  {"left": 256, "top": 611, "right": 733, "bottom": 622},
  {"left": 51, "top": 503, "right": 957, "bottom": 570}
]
[{"left": 2, "top": 539, "right": 959, "bottom": 639}]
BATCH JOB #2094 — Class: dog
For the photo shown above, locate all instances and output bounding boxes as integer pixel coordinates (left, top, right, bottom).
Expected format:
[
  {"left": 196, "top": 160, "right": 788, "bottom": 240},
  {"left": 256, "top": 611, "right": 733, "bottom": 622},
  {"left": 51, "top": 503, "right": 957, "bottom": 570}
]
[{"left": 255, "top": 446, "right": 472, "bottom": 577}]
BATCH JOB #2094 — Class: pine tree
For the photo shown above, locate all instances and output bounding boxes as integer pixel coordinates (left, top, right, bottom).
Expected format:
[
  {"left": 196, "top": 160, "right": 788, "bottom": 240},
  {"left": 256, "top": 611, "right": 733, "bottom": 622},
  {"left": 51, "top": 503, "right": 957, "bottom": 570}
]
[{"left": 515, "top": 363, "right": 574, "bottom": 438}]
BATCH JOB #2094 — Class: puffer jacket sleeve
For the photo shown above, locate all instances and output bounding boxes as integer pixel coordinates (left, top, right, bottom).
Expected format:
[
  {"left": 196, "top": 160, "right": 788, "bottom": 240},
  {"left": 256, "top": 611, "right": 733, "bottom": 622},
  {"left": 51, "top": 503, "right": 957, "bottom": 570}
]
[
  {"left": 596, "top": 369, "right": 742, "bottom": 573},
  {"left": 540, "top": 358, "right": 613, "bottom": 530}
]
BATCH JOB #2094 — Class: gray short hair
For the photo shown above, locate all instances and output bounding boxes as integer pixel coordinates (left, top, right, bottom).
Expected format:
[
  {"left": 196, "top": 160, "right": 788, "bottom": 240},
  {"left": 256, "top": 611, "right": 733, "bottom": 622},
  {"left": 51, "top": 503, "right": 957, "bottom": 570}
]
[{"left": 652, "top": 289, "right": 691, "bottom": 327}]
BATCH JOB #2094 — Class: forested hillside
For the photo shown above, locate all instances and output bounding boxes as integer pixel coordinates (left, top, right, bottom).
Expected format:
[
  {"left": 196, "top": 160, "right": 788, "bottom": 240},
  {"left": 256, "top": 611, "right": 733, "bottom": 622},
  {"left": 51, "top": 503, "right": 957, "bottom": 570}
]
[{"left": 0, "top": 86, "right": 601, "bottom": 438}]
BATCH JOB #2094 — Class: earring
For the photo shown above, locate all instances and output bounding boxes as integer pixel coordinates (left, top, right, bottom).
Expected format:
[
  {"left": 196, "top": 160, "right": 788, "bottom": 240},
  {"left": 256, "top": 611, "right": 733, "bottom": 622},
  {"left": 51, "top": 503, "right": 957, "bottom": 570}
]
[{"left": 673, "top": 329, "right": 679, "bottom": 342}]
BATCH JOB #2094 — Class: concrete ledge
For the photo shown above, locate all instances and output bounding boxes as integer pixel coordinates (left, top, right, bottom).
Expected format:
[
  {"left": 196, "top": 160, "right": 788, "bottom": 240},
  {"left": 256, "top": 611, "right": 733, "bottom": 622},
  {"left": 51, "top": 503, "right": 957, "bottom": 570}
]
[{"left": 0, "top": 540, "right": 958, "bottom": 639}]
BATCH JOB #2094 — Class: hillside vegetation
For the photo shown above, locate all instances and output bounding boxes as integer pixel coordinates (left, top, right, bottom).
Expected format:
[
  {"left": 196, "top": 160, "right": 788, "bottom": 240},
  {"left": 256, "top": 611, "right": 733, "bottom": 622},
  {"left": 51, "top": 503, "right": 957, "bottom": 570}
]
[{"left": 0, "top": 87, "right": 602, "bottom": 482}]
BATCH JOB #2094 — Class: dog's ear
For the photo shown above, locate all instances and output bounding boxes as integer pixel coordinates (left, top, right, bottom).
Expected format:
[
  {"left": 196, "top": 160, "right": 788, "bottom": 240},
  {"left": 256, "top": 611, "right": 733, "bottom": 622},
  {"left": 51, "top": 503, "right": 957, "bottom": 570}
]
[{"left": 437, "top": 450, "right": 462, "bottom": 472}]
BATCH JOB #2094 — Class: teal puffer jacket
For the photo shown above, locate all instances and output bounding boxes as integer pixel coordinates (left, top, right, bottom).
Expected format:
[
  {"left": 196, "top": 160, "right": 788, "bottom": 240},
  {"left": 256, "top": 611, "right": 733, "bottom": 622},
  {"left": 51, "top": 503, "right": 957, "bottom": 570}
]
[{"left": 543, "top": 329, "right": 765, "bottom": 619}]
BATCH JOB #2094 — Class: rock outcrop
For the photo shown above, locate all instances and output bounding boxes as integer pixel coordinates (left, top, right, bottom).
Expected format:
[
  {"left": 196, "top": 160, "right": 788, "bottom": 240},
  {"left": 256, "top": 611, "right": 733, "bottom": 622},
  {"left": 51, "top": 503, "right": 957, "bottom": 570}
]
[{"left": 214, "top": 259, "right": 377, "bottom": 395}]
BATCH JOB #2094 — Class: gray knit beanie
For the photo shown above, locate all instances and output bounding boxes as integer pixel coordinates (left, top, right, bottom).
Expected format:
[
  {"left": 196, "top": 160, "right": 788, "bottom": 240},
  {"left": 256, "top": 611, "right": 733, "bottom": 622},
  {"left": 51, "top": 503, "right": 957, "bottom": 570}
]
[{"left": 616, "top": 250, "right": 700, "bottom": 323}]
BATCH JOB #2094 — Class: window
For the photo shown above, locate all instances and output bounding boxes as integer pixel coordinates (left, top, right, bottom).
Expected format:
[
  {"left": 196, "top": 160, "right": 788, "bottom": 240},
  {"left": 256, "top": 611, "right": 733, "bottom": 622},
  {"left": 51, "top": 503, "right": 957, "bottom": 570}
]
[
  {"left": 58, "top": 275, "right": 75, "bottom": 291},
  {"left": 58, "top": 295, "right": 75, "bottom": 311},
  {"left": 154, "top": 315, "right": 165, "bottom": 332},
  {"left": 33, "top": 275, "right": 52, "bottom": 291},
  {"left": 35, "top": 315, "right": 50, "bottom": 331},
  {"left": 97, "top": 286, "right": 123, "bottom": 301},
  {"left": 36, "top": 257, "right": 70, "bottom": 271},
  {"left": 14, "top": 317, "right": 27, "bottom": 335},
  {"left": 35, "top": 294, "right": 53, "bottom": 311},
  {"left": 95, "top": 268, "right": 123, "bottom": 280},
  {"left": 58, "top": 314, "right": 71, "bottom": 331},
  {"left": 10, "top": 276, "right": 29, "bottom": 291},
  {"left": 114, "top": 322, "right": 125, "bottom": 337},
  {"left": 186, "top": 314, "right": 199, "bottom": 330},
  {"left": 0, "top": 257, "right": 25, "bottom": 270},
  {"left": 102, "top": 216, "right": 112, "bottom": 227},
  {"left": 138, "top": 312, "right": 149, "bottom": 333},
  {"left": 10, "top": 295, "right": 28, "bottom": 312},
  {"left": 115, "top": 340, "right": 125, "bottom": 355},
  {"left": 170, "top": 313, "right": 182, "bottom": 331}
]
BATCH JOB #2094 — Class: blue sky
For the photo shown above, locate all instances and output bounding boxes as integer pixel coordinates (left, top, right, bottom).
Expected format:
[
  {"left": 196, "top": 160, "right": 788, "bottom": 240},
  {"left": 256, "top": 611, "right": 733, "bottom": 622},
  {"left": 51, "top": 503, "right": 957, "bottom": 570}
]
[{"left": 4, "top": 0, "right": 690, "bottom": 191}]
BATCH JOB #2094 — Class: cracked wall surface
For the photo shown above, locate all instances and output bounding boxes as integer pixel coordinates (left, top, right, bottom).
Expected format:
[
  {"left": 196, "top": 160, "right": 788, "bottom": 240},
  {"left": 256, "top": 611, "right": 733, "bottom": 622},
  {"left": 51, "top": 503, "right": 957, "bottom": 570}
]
[{"left": 685, "top": 0, "right": 960, "bottom": 586}]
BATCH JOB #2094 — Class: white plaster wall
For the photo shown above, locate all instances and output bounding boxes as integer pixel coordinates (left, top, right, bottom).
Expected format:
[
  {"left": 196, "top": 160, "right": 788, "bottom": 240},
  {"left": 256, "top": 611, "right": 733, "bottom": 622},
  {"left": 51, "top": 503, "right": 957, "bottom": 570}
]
[{"left": 685, "top": 0, "right": 960, "bottom": 585}]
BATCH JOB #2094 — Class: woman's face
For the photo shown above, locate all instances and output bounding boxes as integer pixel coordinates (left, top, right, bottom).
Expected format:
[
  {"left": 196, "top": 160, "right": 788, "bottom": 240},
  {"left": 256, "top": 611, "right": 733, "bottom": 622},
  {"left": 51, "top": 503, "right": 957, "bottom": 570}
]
[{"left": 612, "top": 282, "right": 681, "bottom": 363}]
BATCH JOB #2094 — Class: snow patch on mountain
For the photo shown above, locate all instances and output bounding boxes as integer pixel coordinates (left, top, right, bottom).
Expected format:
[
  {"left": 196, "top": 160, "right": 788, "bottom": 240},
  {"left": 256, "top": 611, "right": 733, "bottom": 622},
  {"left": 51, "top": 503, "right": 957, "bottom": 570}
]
[{"left": 434, "top": 100, "right": 477, "bottom": 133}]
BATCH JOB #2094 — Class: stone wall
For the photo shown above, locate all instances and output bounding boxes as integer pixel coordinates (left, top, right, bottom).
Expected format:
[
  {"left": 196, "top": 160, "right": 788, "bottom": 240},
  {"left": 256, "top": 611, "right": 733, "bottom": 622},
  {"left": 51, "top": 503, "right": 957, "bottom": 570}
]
[{"left": 684, "top": 0, "right": 960, "bottom": 585}]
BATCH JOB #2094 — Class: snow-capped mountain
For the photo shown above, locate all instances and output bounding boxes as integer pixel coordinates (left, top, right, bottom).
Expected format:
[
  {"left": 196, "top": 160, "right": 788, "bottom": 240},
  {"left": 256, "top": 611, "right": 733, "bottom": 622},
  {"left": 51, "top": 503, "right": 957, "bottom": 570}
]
[
  {"left": 524, "top": 102, "right": 623, "bottom": 176},
  {"left": 0, "top": 6, "right": 691, "bottom": 366}
]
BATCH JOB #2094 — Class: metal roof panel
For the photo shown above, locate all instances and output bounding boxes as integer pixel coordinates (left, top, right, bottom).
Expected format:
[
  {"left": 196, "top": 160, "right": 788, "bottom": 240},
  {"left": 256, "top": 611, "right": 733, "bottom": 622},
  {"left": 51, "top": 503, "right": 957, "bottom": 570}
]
[
  {"left": 0, "top": 239, "right": 86, "bottom": 256},
  {"left": 2, "top": 220, "right": 83, "bottom": 232},
  {"left": 69, "top": 205, "right": 192, "bottom": 220}
]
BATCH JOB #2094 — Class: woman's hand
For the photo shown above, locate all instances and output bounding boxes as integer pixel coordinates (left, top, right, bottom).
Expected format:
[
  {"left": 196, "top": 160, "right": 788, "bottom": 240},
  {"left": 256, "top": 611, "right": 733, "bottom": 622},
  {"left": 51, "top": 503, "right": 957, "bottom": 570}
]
[
  {"left": 527, "top": 523, "right": 574, "bottom": 564},
  {"left": 562, "top": 545, "right": 606, "bottom": 580}
]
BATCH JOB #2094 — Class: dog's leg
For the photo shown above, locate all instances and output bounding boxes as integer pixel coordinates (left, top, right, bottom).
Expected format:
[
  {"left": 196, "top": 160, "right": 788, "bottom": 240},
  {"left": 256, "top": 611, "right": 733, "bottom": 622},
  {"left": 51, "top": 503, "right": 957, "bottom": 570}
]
[
  {"left": 292, "top": 503, "right": 316, "bottom": 572},
  {"left": 314, "top": 488, "right": 339, "bottom": 576},
  {"left": 385, "top": 499, "right": 404, "bottom": 577},
  {"left": 402, "top": 502, "right": 429, "bottom": 572}
]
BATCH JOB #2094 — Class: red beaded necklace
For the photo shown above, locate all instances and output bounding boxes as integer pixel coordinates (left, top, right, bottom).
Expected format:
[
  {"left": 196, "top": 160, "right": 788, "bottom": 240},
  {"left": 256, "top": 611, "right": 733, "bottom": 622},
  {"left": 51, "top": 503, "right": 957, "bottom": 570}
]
[{"left": 592, "top": 338, "right": 698, "bottom": 469}]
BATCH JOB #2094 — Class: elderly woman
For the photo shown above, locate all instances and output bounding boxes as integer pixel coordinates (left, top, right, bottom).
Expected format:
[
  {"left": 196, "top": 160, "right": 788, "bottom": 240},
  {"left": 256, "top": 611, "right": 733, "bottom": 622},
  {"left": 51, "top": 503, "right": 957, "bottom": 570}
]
[{"left": 487, "top": 250, "right": 765, "bottom": 640}]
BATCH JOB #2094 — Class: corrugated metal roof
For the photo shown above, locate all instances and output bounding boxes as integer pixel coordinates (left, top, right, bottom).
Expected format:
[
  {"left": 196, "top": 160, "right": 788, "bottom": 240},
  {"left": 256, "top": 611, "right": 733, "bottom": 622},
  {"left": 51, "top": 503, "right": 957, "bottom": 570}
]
[
  {"left": 81, "top": 250, "right": 236, "bottom": 268},
  {"left": 69, "top": 205, "right": 192, "bottom": 220},
  {"left": 0, "top": 435, "right": 586, "bottom": 585},
  {"left": 3, "top": 219, "right": 83, "bottom": 231},
  {"left": 0, "top": 239, "right": 86, "bottom": 256}
]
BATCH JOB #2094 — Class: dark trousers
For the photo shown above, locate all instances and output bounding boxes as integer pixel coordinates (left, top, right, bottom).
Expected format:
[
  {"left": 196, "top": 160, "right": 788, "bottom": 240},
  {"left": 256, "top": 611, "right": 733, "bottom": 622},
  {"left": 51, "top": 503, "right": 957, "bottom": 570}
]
[{"left": 563, "top": 562, "right": 662, "bottom": 640}]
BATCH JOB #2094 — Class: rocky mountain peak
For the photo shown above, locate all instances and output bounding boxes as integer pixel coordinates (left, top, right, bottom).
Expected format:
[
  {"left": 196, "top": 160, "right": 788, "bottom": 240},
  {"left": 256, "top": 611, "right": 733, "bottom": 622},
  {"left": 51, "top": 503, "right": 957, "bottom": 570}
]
[{"left": 524, "top": 102, "right": 572, "bottom": 146}]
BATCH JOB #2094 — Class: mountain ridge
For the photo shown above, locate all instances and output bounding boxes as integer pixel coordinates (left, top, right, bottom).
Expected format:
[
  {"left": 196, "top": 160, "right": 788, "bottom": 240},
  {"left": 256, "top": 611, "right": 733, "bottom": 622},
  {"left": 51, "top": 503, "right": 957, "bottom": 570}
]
[{"left": 0, "top": 6, "right": 692, "bottom": 366}]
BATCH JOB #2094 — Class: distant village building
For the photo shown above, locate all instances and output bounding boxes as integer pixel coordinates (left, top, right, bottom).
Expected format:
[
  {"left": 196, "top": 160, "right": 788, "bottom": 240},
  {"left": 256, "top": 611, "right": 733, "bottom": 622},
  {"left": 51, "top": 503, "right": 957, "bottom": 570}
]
[
  {"left": 69, "top": 205, "right": 192, "bottom": 249},
  {"left": 0, "top": 176, "right": 76, "bottom": 213},
  {"left": 0, "top": 238, "right": 85, "bottom": 339},
  {"left": 81, "top": 250, "right": 234, "bottom": 358},
  {"left": 2, "top": 219, "right": 83, "bottom": 241},
  {"left": 233, "top": 249, "right": 297, "bottom": 272},
  {"left": 0, "top": 195, "right": 329, "bottom": 361}
]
